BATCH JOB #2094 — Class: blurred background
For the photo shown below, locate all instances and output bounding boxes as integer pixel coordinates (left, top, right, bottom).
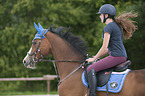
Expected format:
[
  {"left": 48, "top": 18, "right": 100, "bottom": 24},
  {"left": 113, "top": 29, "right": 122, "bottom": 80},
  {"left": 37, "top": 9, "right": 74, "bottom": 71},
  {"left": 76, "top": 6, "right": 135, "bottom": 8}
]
[{"left": 0, "top": 0, "right": 145, "bottom": 95}]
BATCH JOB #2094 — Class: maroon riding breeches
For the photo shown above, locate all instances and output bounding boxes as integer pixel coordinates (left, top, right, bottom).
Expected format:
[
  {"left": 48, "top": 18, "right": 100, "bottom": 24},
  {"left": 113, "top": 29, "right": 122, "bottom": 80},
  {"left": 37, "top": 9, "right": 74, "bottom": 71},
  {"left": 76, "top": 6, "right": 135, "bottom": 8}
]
[{"left": 87, "top": 56, "right": 127, "bottom": 73}]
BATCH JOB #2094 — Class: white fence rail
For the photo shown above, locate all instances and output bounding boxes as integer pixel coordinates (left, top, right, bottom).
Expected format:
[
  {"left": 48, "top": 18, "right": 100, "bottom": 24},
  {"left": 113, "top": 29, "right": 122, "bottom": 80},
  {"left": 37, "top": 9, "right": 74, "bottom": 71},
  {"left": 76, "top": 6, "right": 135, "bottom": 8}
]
[{"left": 0, "top": 75, "right": 57, "bottom": 94}]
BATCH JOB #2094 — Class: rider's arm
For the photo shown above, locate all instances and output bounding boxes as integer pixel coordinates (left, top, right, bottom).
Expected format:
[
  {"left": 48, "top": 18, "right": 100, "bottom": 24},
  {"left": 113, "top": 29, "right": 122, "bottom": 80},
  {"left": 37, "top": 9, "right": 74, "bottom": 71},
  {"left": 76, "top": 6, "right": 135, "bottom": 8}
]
[
  {"left": 94, "top": 32, "right": 110, "bottom": 59},
  {"left": 86, "top": 32, "right": 110, "bottom": 62}
]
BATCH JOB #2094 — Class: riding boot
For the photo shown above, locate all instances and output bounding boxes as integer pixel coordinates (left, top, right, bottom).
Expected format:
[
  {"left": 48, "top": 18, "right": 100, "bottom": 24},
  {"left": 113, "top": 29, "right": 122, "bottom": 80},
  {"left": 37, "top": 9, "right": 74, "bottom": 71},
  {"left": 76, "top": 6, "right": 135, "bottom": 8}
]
[{"left": 88, "top": 69, "right": 97, "bottom": 96}]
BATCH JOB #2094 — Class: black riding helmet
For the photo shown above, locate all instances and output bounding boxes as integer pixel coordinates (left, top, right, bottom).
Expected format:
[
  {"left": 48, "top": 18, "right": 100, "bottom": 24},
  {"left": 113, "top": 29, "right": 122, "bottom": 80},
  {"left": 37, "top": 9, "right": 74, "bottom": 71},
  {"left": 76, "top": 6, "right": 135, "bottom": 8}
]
[{"left": 96, "top": 4, "right": 116, "bottom": 23}]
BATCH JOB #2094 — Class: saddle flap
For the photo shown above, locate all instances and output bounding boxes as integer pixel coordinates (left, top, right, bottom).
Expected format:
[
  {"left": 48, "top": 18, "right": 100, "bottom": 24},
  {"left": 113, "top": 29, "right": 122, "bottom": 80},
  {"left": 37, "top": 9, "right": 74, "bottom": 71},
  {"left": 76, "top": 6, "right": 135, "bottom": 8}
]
[
  {"left": 85, "top": 68, "right": 113, "bottom": 87},
  {"left": 97, "top": 69, "right": 113, "bottom": 87}
]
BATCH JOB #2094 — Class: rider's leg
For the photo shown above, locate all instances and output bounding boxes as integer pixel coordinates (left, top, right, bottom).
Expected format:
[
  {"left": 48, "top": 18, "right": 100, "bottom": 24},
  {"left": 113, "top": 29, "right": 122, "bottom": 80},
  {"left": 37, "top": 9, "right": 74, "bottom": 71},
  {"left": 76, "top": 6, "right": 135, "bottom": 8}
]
[{"left": 88, "top": 69, "right": 97, "bottom": 96}]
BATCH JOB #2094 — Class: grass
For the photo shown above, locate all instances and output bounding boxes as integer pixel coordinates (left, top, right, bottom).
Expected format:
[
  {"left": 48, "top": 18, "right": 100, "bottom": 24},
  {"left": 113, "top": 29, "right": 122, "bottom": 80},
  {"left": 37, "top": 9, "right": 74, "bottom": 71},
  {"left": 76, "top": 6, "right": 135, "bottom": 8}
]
[{"left": 0, "top": 91, "right": 58, "bottom": 95}]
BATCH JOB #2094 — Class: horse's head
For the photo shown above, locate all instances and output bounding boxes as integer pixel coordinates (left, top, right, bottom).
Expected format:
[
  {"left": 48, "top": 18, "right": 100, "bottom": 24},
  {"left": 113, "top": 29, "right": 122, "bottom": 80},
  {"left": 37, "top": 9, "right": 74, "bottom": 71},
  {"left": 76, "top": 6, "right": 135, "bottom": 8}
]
[{"left": 23, "top": 22, "right": 51, "bottom": 69}]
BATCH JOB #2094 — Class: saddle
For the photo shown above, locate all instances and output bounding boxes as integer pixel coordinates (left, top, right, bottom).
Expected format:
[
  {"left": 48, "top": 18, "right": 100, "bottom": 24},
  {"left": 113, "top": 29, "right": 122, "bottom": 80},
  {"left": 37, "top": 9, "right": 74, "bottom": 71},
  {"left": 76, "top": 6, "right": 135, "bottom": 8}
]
[{"left": 85, "top": 60, "right": 131, "bottom": 87}]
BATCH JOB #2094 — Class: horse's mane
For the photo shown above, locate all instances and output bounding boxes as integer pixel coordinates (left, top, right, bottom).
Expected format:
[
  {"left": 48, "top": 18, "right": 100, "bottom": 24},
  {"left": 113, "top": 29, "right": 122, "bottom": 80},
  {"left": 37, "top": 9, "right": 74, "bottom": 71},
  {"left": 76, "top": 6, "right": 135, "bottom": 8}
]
[{"left": 49, "top": 26, "right": 88, "bottom": 57}]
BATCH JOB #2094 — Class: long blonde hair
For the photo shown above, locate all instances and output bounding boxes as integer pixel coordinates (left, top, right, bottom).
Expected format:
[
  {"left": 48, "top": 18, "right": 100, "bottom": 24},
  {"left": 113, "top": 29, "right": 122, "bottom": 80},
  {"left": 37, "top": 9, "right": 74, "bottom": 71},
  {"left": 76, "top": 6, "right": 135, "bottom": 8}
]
[{"left": 114, "top": 11, "right": 138, "bottom": 40}]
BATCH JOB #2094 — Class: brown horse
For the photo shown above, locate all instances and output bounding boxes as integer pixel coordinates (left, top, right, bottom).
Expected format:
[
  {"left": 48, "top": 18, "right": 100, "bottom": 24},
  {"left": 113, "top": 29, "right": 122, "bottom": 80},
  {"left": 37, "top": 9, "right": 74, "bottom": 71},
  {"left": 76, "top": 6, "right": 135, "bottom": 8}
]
[{"left": 23, "top": 24, "right": 145, "bottom": 96}]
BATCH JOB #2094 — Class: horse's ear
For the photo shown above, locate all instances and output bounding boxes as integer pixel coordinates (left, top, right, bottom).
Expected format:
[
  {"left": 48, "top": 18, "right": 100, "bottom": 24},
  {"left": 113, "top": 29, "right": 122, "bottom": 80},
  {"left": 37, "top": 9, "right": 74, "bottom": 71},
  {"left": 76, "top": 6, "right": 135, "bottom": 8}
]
[
  {"left": 38, "top": 23, "right": 44, "bottom": 29},
  {"left": 34, "top": 22, "right": 40, "bottom": 32}
]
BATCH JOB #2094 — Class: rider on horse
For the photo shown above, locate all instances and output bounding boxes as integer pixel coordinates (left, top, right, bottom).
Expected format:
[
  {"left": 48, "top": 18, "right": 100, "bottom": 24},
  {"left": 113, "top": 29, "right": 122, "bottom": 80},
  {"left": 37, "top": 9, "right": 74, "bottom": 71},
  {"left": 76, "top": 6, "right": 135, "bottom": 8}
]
[{"left": 86, "top": 4, "right": 137, "bottom": 96}]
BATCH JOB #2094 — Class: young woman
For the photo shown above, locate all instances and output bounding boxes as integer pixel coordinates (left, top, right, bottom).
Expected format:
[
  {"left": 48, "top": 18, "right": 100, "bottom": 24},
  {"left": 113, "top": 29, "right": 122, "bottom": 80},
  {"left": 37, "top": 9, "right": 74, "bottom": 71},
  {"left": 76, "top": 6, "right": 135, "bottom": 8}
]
[{"left": 86, "top": 4, "right": 138, "bottom": 96}]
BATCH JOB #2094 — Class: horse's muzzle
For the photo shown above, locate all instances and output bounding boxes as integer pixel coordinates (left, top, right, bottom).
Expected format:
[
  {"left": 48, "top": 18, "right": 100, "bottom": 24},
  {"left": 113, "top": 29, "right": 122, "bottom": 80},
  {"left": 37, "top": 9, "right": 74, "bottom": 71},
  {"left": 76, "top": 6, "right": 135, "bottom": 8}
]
[{"left": 23, "top": 55, "right": 36, "bottom": 69}]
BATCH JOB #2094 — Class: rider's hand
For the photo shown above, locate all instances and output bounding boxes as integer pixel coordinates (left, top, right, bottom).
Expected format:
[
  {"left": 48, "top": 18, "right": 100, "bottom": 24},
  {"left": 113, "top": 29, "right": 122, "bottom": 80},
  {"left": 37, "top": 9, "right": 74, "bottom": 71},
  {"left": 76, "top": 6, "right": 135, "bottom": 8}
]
[{"left": 86, "top": 58, "right": 95, "bottom": 63}]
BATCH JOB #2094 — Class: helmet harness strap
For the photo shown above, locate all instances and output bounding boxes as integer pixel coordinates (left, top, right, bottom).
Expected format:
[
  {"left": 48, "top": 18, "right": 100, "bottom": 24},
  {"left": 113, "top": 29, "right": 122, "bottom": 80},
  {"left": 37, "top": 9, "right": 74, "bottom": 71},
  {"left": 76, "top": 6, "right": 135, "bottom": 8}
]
[
  {"left": 103, "top": 14, "right": 109, "bottom": 23},
  {"left": 103, "top": 14, "right": 115, "bottom": 23}
]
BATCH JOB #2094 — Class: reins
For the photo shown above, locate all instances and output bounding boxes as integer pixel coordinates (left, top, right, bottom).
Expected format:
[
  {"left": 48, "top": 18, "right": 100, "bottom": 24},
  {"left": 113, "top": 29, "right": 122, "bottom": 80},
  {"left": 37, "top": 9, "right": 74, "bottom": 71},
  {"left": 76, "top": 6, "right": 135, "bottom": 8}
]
[
  {"left": 38, "top": 58, "right": 86, "bottom": 86},
  {"left": 38, "top": 59, "right": 84, "bottom": 62}
]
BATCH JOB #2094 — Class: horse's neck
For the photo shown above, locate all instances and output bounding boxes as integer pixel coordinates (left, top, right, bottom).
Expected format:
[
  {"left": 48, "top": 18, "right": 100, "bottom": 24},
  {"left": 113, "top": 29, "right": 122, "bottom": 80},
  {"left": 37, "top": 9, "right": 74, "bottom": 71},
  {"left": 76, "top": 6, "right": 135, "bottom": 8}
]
[
  {"left": 46, "top": 32, "right": 85, "bottom": 78},
  {"left": 46, "top": 32, "right": 84, "bottom": 60}
]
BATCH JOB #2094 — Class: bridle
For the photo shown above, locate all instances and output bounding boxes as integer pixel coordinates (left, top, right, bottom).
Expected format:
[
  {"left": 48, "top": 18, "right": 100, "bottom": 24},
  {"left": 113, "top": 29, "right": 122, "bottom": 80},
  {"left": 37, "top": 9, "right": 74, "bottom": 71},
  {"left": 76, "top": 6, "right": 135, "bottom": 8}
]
[
  {"left": 27, "top": 38, "right": 44, "bottom": 62},
  {"left": 27, "top": 29, "right": 87, "bottom": 85}
]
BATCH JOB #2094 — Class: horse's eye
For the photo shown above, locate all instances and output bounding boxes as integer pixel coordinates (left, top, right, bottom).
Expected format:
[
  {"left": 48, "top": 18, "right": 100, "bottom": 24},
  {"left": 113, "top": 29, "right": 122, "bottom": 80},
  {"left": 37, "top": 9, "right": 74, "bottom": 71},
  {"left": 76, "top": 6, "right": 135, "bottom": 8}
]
[{"left": 32, "top": 41, "right": 37, "bottom": 45}]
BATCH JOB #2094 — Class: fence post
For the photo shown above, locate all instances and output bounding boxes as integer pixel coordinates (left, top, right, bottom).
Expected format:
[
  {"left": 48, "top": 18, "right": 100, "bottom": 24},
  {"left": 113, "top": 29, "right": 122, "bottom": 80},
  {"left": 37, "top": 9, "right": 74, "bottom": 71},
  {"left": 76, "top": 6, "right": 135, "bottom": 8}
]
[
  {"left": 47, "top": 80, "right": 50, "bottom": 94},
  {"left": 43, "top": 75, "right": 57, "bottom": 94}
]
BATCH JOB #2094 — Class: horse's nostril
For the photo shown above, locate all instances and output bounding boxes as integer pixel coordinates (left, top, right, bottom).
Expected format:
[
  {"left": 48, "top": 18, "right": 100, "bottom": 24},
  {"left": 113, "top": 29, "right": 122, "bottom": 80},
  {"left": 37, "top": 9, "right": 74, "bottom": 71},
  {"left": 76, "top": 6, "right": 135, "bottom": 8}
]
[{"left": 23, "top": 60, "right": 26, "bottom": 64}]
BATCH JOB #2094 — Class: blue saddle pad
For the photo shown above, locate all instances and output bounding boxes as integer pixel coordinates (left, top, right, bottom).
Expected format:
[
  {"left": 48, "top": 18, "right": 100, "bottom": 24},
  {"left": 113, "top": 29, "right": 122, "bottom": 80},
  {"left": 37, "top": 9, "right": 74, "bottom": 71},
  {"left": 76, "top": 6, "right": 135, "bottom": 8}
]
[{"left": 82, "top": 69, "right": 131, "bottom": 93}]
